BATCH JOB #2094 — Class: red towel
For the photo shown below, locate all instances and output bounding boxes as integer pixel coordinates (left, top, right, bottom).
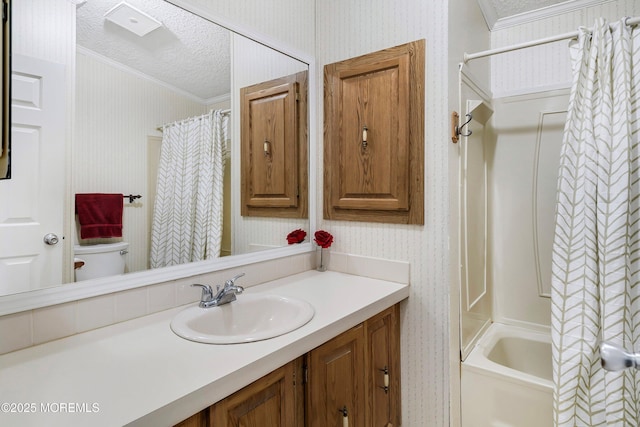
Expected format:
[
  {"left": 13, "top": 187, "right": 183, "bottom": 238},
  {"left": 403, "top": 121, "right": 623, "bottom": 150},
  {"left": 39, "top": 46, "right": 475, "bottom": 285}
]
[{"left": 75, "top": 193, "right": 124, "bottom": 239}]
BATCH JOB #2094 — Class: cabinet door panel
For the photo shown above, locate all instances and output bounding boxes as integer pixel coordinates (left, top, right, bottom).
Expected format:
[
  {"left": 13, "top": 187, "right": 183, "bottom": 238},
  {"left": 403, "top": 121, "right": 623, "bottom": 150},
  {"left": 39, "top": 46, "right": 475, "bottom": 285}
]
[
  {"left": 324, "top": 40, "right": 424, "bottom": 224},
  {"left": 307, "top": 324, "right": 365, "bottom": 427},
  {"left": 241, "top": 71, "right": 308, "bottom": 218},
  {"left": 365, "top": 305, "right": 401, "bottom": 427},
  {"left": 336, "top": 58, "right": 409, "bottom": 211},
  {"left": 211, "top": 359, "right": 302, "bottom": 427}
]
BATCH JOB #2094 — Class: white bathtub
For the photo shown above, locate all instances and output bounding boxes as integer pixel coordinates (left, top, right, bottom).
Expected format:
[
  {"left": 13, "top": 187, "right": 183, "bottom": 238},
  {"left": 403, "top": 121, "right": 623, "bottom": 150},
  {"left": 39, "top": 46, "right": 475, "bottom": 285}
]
[{"left": 461, "top": 323, "right": 552, "bottom": 427}]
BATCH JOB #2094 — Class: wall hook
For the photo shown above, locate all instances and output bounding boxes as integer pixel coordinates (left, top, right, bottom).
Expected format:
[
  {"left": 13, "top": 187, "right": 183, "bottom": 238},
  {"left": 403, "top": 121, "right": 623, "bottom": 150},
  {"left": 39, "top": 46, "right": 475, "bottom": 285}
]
[
  {"left": 451, "top": 112, "right": 473, "bottom": 143},
  {"left": 456, "top": 113, "right": 473, "bottom": 138}
]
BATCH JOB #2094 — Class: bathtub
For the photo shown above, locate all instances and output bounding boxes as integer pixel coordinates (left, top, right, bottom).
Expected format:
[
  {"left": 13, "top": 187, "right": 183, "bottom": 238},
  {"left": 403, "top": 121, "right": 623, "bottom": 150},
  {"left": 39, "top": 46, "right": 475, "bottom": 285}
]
[{"left": 461, "top": 323, "right": 552, "bottom": 427}]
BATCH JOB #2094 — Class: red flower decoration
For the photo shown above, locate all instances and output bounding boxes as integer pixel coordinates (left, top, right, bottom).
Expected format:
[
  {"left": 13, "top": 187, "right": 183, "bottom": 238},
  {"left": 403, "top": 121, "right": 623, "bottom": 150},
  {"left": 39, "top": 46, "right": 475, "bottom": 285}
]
[
  {"left": 286, "top": 229, "right": 307, "bottom": 244},
  {"left": 314, "top": 230, "right": 334, "bottom": 249}
]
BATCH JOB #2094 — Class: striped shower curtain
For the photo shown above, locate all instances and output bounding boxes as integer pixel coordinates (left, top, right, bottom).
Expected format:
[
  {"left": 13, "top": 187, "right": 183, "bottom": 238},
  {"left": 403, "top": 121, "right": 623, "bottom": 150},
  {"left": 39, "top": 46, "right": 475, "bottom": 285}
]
[
  {"left": 150, "top": 110, "right": 229, "bottom": 268},
  {"left": 551, "top": 18, "right": 640, "bottom": 426}
]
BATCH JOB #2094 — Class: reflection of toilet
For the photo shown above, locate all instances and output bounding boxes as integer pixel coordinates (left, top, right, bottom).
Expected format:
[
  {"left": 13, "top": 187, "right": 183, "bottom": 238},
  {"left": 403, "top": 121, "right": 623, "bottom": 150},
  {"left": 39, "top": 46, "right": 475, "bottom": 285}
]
[{"left": 74, "top": 242, "right": 129, "bottom": 282}]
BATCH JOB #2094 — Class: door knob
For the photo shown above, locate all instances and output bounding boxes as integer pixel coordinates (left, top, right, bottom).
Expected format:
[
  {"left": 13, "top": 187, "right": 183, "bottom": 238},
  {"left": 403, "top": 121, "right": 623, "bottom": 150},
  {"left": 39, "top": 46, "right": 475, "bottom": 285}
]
[{"left": 43, "top": 233, "right": 60, "bottom": 245}]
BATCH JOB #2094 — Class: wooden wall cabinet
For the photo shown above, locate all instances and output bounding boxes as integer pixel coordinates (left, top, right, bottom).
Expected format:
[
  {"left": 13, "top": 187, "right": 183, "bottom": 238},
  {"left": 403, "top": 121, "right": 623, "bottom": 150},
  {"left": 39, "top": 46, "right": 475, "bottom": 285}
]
[
  {"left": 324, "top": 40, "right": 424, "bottom": 224},
  {"left": 241, "top": 71, "right": 308, "bottom": 218}
]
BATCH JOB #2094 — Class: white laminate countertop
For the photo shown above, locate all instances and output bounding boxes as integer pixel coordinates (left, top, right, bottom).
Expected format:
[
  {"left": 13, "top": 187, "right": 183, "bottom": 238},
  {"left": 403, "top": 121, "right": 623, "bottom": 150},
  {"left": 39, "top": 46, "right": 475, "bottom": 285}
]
[{"left": 0, "top": 271, "right": 409, "bottom": 427}]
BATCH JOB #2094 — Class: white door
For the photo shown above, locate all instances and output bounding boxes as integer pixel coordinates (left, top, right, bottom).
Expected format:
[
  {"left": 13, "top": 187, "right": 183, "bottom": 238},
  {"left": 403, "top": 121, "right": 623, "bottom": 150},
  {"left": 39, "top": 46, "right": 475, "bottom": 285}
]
[{"left": 0, "top": 55, "right": 66, "bottom": 294}]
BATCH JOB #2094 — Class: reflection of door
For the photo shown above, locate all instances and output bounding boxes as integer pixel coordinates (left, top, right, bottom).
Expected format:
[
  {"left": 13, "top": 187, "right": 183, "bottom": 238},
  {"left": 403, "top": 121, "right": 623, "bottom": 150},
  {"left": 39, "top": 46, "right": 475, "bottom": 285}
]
[{"left": 0, "top": 55, "right": 65, "bottom": 294}]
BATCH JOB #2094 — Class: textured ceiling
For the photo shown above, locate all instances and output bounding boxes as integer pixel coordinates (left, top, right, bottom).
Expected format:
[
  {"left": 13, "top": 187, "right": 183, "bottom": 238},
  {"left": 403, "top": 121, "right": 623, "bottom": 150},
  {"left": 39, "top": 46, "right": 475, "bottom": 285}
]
[
  {"left": 76, "top": 0, "right": 230, "bottom": 102},
  {"left": 489, "top": 0, "right": 569, "bottom": 19},
  {"left": 77, "top": 0, "right": 579, "bottom": 99}
]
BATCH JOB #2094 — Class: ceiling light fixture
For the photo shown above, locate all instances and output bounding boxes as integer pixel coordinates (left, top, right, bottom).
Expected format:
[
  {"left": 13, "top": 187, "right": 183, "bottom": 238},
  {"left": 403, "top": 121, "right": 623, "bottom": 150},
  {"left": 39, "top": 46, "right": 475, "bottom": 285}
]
[{"left": 104, "top": 1, "right": 163, "bottom": 37}]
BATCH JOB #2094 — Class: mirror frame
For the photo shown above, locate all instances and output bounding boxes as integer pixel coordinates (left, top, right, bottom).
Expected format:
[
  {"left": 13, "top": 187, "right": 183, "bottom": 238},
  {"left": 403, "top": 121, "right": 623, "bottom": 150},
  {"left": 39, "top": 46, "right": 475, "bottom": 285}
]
[
  {"left": 0, "top": 0, "right": 317, "bottom": 316},
  {"left": 1, "top": 0, "right": 10, "bottom": 180}
]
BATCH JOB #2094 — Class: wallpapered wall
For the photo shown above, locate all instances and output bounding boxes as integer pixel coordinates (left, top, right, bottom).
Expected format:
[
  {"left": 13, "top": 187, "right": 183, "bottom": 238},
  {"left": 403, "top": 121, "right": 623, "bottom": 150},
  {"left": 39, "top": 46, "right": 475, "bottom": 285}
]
[
  {"left": 315, "top": 1, "right": 451, "bottom": 425},
  {"left": 190, "top": 0, "right": 459, "bottom": 423},
  {"left": 490, "top": 0, "right": 640, "bottom": 97}
]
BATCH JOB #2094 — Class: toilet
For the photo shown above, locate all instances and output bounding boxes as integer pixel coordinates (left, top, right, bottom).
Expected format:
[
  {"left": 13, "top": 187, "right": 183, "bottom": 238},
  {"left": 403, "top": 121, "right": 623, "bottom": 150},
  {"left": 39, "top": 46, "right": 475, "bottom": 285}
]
[{"left": 74, "top": 242, "right": 129, "bottom": 282}]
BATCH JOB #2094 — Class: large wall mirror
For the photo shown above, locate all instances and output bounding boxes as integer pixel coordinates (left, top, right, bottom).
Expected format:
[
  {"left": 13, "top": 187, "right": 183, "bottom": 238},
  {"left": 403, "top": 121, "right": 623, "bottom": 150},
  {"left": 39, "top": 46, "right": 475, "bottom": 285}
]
[{"left": 0, "top": 0, "right": 315, "bottom": 314}]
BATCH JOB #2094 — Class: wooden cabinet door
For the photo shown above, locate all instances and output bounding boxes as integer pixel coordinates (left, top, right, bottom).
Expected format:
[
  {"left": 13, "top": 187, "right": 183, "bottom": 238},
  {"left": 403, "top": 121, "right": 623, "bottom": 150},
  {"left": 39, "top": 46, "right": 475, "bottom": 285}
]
[
  {"left": 210, "top": 359, "right": 303, "bottom": 427},
  {"left": 323, "top": 40, "right": 424, "bottom": 224},
  {"left": 306, "top": 324, "right": 365, "bottom": 427},
  {"left": 174, "top": 410, "right": 208, "bottom": 427},
  {"left": 365, "top": 305, "right": 401, "bottom": 427},
  {"left": 240, "top": 71, "right": 308, "bottom": 218}
]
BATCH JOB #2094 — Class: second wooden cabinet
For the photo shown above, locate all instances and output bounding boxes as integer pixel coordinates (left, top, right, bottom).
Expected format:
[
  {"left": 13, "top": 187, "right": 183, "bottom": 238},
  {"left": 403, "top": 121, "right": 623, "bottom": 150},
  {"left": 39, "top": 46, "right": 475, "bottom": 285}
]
[{"left": 306, "top": 304, "right": 401, "bottom": 427}]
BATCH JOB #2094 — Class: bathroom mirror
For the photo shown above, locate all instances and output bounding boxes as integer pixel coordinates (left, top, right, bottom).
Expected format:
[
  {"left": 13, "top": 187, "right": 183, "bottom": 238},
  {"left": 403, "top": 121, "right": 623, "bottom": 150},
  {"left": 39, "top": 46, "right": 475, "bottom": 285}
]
[{"left": 0, "top": 0, "right": 315, "bottom": 309}]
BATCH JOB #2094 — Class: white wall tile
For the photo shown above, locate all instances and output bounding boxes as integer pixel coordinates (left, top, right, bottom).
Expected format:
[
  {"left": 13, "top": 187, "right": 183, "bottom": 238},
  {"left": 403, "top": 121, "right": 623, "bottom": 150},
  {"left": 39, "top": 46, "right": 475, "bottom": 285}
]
[
  {"left": 147, "top": 283, "right": 176, "bottom": 313},
  {"left": 0, "top": 311, "right": 33, "bottom": 354},
  {"left": 115, "top": 288, "right": 149, "bottom": 323},
  {"left": 76, "top": 294, "right": 116, "bottom": 333},
  {"left": 32, "top": 302, "right": 77, "bottom": 345}
]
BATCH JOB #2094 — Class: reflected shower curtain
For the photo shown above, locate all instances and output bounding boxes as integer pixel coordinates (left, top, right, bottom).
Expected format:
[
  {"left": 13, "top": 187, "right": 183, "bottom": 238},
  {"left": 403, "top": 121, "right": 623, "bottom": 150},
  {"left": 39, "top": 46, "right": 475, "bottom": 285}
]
[
  {"left": 150, "top": 110, "right": 229, "bottom": 268},
  {"left": 552, "top": 18, "right": 640, "bottom": 426}
]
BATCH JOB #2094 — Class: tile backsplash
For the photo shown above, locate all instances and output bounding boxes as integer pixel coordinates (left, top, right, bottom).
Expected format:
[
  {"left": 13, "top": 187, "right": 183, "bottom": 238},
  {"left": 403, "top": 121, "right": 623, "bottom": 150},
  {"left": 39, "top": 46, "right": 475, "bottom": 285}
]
[{"left": 0, "top": 251, "right": 409, "bottom": 355}]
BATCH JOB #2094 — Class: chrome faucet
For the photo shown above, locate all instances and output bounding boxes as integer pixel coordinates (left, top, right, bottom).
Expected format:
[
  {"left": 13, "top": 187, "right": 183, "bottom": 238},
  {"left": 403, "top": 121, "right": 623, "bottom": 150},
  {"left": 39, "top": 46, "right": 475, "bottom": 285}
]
[{"left": 191, "top": 273, "right": 245, "bottom": 308}]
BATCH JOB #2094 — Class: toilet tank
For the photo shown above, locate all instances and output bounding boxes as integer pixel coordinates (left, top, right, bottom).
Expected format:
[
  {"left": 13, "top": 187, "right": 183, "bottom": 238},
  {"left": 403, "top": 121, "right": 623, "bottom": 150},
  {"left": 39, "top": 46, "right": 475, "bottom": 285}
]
[{"left": 74, "top": 242, "right": 129, "bottom": 282}]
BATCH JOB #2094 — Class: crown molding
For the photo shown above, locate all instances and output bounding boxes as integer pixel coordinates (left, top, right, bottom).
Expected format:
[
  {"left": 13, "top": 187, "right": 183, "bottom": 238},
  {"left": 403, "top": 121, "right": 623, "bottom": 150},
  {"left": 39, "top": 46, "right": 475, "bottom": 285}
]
[{"left": 479, "top": 0, "right": 617, "bottom": 31}]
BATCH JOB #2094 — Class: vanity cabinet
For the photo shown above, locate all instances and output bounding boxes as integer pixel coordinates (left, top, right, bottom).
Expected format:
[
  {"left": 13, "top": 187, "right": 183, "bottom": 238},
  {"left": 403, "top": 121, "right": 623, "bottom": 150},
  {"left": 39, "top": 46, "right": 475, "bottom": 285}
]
[
  {"left": 323, "top": 40, "right": 424, "bottom": 225},
  {"left": 364, "top": 304, "right": 401, "bottom": 426},
  {"left": 173, "top": 304, "right": 401, "bottom": 427},
  {"left": 210, "top": 358, "right": 304, "bottom": 426},
  {"left": 306, "top": 304, "right": 401, "bottom": 427},
  {"left": 174, "top": 410, "right": 208, "bottom": 427},
  {"left": 306, "top": 323, "right": 366, "bottom": 427}
]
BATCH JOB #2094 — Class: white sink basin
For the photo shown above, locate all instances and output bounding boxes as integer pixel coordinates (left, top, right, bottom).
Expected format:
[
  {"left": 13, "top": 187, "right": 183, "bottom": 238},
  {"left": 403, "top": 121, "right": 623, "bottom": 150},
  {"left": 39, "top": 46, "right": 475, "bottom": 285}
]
[{"left": 170, "top": 294, "right": 314, "bottom": 344}]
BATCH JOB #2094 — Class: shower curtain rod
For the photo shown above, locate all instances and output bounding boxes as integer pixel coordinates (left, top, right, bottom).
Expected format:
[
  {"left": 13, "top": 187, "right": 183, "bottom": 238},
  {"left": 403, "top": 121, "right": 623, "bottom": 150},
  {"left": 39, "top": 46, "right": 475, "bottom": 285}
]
[
  {"left": 156, "top": 109, "right": 230, "bottom": 132},
  {"left": 464, "top": 15, "right": 640, "bottom": 63}
]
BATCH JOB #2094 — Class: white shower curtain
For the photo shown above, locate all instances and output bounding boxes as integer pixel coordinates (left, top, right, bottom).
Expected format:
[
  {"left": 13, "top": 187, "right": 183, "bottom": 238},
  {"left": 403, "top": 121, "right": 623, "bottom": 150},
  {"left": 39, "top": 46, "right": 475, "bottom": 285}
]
[
  {"left": 552, "top": 18, "right": 640, "bottom": 426},
  {"left": 150, "top": 110, "right": 229, "bottom": 268}
]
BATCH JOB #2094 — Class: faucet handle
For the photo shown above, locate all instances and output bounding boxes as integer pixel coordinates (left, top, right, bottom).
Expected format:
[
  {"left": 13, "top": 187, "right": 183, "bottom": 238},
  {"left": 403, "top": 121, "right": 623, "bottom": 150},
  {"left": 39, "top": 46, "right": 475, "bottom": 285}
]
[
  {"left": 191, "top": 284, "right": 213, "bottom": 301},
  {"left": 225, "top": 273, "right": 245, "bottom": 288}
]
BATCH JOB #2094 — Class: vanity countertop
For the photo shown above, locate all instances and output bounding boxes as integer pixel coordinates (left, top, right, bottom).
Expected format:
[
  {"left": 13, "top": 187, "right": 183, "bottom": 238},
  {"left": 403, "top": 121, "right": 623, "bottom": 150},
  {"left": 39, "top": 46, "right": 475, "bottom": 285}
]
[{"left": 0, "top": 270, "right": 409, "bottom": 427}]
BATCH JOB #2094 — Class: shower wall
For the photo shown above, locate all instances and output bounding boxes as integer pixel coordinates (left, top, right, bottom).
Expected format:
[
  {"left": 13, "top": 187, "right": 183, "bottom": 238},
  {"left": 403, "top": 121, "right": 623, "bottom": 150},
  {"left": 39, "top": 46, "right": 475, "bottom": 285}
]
[
  {"left": 484, "top": 0, "right": 640, "bottom": 330},
  {"left": 488, "top": 89, "right": 567, "bottom": 329},
  {"left": 458, "top": 69, "right": 493, "bottom": 358}
]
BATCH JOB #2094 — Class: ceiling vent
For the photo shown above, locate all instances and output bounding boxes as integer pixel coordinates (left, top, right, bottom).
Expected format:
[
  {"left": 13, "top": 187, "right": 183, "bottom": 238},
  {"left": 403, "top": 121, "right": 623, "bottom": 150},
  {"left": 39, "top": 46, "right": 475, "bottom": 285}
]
[{"left": 104, "top": 1, "right": 163, "bottom": 37}]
